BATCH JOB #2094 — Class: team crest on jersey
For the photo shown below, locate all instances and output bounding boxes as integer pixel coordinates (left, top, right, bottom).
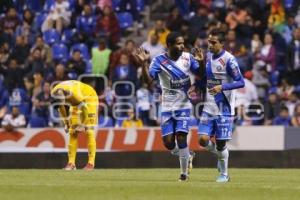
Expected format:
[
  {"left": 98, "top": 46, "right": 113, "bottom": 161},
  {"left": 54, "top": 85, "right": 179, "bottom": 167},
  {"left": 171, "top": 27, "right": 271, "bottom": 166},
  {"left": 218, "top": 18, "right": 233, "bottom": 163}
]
[{"left": 216, "top": 65, "right": 223, "bottom": 71}]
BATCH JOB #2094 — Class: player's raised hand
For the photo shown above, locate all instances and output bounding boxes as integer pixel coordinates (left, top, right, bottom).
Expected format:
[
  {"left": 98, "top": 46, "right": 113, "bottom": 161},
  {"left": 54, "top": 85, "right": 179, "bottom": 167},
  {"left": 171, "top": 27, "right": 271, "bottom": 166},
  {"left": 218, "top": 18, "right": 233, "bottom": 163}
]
[
  {"left": 135, "top": 47, "right": 150, "bottom": 64},
  {"left": 208, "top": 85, "right": 222, "bottom": 95},
  {"left": 192, "top": 47, "right": 204, "bottom": 62}
]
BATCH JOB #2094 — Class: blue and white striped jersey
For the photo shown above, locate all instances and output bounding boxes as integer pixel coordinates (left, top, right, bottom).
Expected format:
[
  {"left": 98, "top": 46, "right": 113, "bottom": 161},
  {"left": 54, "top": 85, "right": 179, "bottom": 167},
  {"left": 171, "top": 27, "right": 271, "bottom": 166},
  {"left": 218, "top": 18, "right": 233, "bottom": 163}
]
[
  {"left": 203, "top": 50, "right": 245, "bottom": 116},
  {"left": 149, "top": 52, "right": 199, "bottom": 112}
]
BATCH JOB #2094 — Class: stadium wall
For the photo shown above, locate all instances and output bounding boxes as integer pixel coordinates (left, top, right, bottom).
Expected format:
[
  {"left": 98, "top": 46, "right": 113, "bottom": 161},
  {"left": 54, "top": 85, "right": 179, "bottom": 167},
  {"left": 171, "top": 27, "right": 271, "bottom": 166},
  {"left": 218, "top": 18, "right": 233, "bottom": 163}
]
[{"left": 0, "top": 127, "right": 300, "bottom": 168}]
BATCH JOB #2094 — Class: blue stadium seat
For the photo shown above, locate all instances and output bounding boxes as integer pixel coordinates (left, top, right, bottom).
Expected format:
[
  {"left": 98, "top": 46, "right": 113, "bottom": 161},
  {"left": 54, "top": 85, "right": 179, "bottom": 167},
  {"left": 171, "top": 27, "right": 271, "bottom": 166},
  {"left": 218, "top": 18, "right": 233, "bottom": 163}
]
[
  {"left": 29, "top": 116, "right": 47, "bottom": 128},
  {"left": 112, "top": 0, "right": 122, "bottom": 11},
  {"left": 25, "top": 0, "right": 44, "bottom": 13},
  {"left": 70, "top": 43, "right": 90, "bottom": 60},
  {"left": 117, "top": 12, "right": 134, "bottom": 29},
  {"left": 85, "top": 60, "right": 93, "bottom": 74},
  {"left": 34, "top": 13, "right": 48, "bottom": 30},
  {"left": 136, "top": 0, "right": 145, "bottom": 11},
  {"left": 43, "top": 29, "right": 60, "bottom": 45},
  {"left": 52, "top": 43, "right": 68, "bottom": 61},
  {"left": 44, "top": 0, "right": 55, "bottom": 11},
  {"left": 61, "top": 29, "right": 77, "bottom": 45}
]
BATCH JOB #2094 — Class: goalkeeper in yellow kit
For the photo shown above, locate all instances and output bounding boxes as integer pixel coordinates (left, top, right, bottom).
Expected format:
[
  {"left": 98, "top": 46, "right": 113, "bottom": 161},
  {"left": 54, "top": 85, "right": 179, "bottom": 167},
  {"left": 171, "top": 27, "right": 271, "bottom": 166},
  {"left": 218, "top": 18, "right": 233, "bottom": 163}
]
[{"left": 51, "top": 80, "right": 98, "bottom": 171}]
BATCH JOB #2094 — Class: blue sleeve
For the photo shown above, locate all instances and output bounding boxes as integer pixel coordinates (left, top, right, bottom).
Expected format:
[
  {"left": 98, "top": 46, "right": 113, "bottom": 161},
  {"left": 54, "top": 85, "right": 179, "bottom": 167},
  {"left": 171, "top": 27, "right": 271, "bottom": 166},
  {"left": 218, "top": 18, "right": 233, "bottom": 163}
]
[
  {"left": 149, "top": 57, "right": 161, "bottom": 80},
  {"left": 189, "top": 54, "right": 200, "bottom": 75},
  {"left": 222, "top": 57, "right": 245, "bottom": 91}
]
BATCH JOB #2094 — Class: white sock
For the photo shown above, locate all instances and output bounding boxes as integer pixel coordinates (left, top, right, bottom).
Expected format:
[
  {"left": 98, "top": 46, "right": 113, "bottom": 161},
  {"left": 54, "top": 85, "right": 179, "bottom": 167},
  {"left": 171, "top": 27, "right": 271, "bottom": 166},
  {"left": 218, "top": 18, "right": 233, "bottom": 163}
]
[
  {"left": 217, "top": 148, "right": 229, "bottom": 176},
  {"left": 179, "top": 147, "right": 190, "bottom": 176},
  {"left": 205, "top": 140, "right": 217, "bottom": 155},
  {"left": 171, "top": 145, "right": 179, "bottom": 156}
]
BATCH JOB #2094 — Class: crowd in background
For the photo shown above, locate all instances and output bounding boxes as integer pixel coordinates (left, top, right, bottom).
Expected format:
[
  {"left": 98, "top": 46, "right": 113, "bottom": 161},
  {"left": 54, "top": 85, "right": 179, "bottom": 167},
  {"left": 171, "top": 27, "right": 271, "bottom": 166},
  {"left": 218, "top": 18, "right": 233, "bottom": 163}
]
[{"left": 1, "top": 0, "right": 300, "bottom": 130}]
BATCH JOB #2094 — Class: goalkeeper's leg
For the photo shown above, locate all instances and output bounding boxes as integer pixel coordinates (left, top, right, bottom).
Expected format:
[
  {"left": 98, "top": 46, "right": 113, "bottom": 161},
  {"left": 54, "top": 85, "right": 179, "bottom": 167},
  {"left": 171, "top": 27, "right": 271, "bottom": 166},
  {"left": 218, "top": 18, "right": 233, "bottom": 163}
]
[
  {"left": 85, "top": 129, "right": 96, "bottom": 169},
  {"left": 64, "top": 130, "right": 78, "bottom": 170}
]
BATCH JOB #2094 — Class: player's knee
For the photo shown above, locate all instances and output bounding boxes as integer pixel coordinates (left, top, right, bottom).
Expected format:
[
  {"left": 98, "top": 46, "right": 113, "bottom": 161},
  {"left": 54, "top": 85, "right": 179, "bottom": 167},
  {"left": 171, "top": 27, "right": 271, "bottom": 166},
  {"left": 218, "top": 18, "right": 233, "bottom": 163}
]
[
  {"left": 176, "top": 133, "right": 187, "bottom": 149},
  {"left": 198, "top": 135, "right": 210, "bottom": 147},
  {"left": 216, "top": 140, "right": 227, "bottom": 151},
  {"left": 162, "top": 135, "right": 176, "bottom": 150}
]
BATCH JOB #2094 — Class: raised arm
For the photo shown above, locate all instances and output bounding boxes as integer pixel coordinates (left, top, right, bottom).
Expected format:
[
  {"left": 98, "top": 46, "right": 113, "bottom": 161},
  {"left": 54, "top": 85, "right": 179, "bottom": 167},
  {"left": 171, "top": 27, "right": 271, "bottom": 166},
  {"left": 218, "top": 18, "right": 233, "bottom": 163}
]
[{"left": 135, "top": 47, "right": 153, "bottom": 84}]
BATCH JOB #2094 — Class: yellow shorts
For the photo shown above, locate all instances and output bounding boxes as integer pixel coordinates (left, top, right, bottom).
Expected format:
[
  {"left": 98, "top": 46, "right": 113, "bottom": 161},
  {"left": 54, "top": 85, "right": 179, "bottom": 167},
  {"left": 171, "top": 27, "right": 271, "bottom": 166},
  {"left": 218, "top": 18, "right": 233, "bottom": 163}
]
[{"left": 69, "top": 98, "right": 98, "bottom": 129}]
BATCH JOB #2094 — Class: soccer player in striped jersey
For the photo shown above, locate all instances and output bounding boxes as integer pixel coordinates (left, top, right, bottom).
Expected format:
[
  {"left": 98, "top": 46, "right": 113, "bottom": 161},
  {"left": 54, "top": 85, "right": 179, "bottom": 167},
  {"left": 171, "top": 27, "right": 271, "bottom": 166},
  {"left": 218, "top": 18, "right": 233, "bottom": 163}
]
[
  {"left": 135, "top": 32, "right": 204, "bottom": 181},
  {"left": 197, "top": 29, "right": 245, "bottom": 182}
]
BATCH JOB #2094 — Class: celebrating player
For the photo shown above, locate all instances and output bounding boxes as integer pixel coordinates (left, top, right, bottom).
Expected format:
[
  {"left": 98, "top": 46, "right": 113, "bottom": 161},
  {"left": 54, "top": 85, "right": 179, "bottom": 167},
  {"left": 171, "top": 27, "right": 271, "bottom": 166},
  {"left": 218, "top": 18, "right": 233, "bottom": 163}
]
[
  {"left": 197, "top": 29, "right": 245, "bottom": 182},
  {"left": 135, "top": 32, "right": 204, "bottom": 181},
  {"left": 51, "top": 80, "right": 98, "bottom": 171}
]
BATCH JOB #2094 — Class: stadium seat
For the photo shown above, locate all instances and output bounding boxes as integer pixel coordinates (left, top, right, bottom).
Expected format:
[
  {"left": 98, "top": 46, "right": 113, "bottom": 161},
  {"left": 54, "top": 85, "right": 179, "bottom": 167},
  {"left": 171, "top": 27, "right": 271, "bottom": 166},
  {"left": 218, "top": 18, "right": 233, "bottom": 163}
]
[
  {"left": 70, "top": 43, "right": 90, "bottom": 60},
  {"left": 25, "top": 0, "right": 44, "bottom": 13},
  {"left": 34, "top": 13, "right": 48, "bottom": 30},
  {"left": 44, "top": 0, "right": 55, "bottom": 11},
  {"left": 117, "top": 12, "right": 134, "bottom": 30},
  {"left": 61, "top": 29, "right": 77, "bottom": 45},
  {"left": 136, "top": 0, "right": 145, "bottom": 11},
  {"left": 52, "top": 43, "right": 68, "bottom": 61},
  {"left": 43, "top": 29, "right": 60, "bottom": 45},
  {"left": 112, "top": 0, "right": 122, "bottom": 11},
  {"left": 29, "top": 116, "right": 47, "bottom": 128},
  {"left": 85, "top": 60, "right": 93, "bottom": 74}
]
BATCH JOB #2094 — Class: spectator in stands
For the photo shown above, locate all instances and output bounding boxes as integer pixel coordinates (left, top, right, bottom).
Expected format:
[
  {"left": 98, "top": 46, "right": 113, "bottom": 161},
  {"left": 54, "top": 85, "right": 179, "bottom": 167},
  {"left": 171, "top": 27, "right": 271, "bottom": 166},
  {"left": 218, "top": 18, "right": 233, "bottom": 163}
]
[
  {"left": 1, "top": 106, "right": 26, "bottom": 131},
  {"left": 95, "top": 5, "right": 120, "bottom": 48},
  {"left": 15, "top": 9, "right": 36, "bottom": 45},
  {"left": 287, "top": 28, "right": 300, "bottom": 85},
  {"left": 225, "top": 5, "right": 248, "bottom": 30},
  {"left": 272, "top": 106, "right": 291, "bottom": 127},
  {"left": 42, "top": 0, "right": 71, "bottom": 33},
  {"left": 141, "top": 33, "right": 165, "bottom": 60},
  {"left": 75, "top": 4, "right": 97, "bottom": 49},
  {"left": 189, "top": 4, "right": 209, "bottom": 37},
  {"left": 0, "top": 58, "right": 26, "bottom": 92},
  {"left": 109, "top": 39, "right": 138, "bottom": 77},
  {"left": 32, "top": 81, "right": 52, "bottom": 126},
  {"left": 32, "top": 71, "right": 44, "bottom": 101},
  {"left": 112, "top": 53, "right": 138, "bottom": 91},
  {"left": 25, "top": 48, "right": 47, "bottom": 76},
  {"left": 251, "top": 33, "right": 263, "bottom": 54},
  {"left": 236, "top": 71, "right": 259, "bottom": 108},
  {"left": 50, "top": 63, "right": 68, "bottom": 82},
  {"left": 224, "top": 30, "right": 242, "bottom": 56},
  {"left": 252, "top": 65, "right": 271, "bottom": 101},
  {"left": 166, "top": 6, "right": 184, "bottom": 32},
  {"left": 30, "top": 36, "right": 52, "bottom": 64},
  {"left": 285, "top": 91, "right": 300, "bottom": 117},
  {"left": 92, "top": 38, "right": 111, "bottom": 75},
  {"left": 121, "top": 108, "right": 143, "bottom": 128},
  {"left": 8, "top": 86, "right": 31, "bottom": 120},
  {"left": 148, "top": 19, "right": 170, "bottom": 47},
  {"left": 0, "top": 42, "right": 10, "bottom": 66},
  {"left": 23, "top": 75, "right": 34, "bottom": 98},
  {"left": 291, "top": 104, "right": 300, "bottom": 127},
  {"left": 66, "top": 50, "right": 86, "bottom": 79},
  {"left": 0, "top": 7, "right": 21, "bottom": 47},
  {"left": 277, "top": 78, "right": 295, "bottom": 101},
  {"left": 11, "top": 36, "right": 30, "bottom": 66},
  {"left": 264, "top": 92, "right": 282, "bottom": 125},
  {"left": 254, "top": 33, "right": 276, "bottom": 72},
  {"left": 136, "top": 83, "right": 151, "bottom": 126}
]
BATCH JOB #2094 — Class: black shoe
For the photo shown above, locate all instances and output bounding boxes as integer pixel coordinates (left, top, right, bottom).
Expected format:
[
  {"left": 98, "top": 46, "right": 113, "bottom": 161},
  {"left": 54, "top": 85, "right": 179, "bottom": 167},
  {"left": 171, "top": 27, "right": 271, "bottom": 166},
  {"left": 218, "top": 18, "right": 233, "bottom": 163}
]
[{"left": 178, "top": 174, "right": 189, "bottom": 182}]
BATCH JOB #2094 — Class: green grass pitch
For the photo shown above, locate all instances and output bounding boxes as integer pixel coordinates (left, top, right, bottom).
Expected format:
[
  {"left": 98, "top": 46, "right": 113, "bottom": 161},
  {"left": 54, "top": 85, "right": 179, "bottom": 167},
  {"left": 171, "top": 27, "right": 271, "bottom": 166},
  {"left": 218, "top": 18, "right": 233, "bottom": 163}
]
[{"left": 0, "top": 169, "right": 299, "bottom": 200}]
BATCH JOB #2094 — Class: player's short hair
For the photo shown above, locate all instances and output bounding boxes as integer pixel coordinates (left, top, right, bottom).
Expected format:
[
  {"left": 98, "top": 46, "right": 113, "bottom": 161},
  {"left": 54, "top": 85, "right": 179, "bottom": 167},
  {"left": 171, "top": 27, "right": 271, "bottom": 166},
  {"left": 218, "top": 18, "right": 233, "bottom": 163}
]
[
  {"left": 209, "top": 28, "right": 226, "bottom": 43},
  {"left": 166, "top": 32, "right": 182, "bottom": 47}
]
